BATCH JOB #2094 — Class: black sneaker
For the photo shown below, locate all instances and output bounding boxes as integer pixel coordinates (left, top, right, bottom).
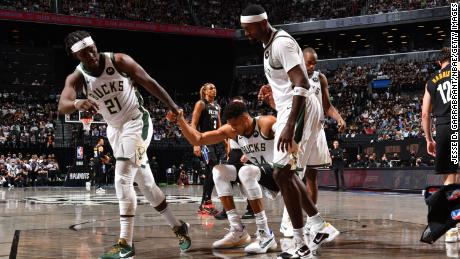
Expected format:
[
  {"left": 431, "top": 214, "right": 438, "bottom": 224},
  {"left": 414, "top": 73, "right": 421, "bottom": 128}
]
[
  {"left": 214, "top": 209, "right": 227, "bottom": 220},
  {"left": 242, "top": 210, "right": 255, "bottom": 219},
  {"left": 173, "top": 220, "right": 192, "bottom": 252}
]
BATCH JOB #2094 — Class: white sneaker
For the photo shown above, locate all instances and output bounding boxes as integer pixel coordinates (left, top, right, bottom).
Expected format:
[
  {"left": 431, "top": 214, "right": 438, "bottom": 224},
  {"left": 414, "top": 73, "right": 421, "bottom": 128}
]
[
  {"left": 308, "top": 222, "right": 334, "bottom": 252},
  {"left": 446, "top": 243, "right": 459, "bottom": 258},
  {"left": 445, "top": 228, "right": 459, "bottom": 243},
  {"left": 212, "top": 226, "right": 251, "bottom": 249},
  {"left": 321, "top": 222, "right": 340, "bottom": 243},
  {"left": 280, "top": 220, "right": 294, "bottom": 238},
  {"left": 96, "top": 188, "right": 105, "bottom": 194},
  {"left": 245, "top": 229, "right": 277, "bottom": 254},
  {"left": 277, "top": 241, "right": 312, "bottom": 259}
]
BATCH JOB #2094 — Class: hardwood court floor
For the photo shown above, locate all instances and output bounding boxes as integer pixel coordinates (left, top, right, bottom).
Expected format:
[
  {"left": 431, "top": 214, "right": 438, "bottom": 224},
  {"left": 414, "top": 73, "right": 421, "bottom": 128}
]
[{"left": 0, "top": 185, "right": 456, "bottom": 258}]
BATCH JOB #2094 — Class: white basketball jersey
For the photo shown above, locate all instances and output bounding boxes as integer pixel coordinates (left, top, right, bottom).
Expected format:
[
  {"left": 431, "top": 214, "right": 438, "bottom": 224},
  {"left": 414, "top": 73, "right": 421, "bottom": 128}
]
[
  {"left": 263, "top": 30, "right": 308, "bottom": 121},
  {"left": 309, "top": 71, "right": 324, "bottom": 121},
  {"left": 237, "top": 117, "right": 274, "bottom": 166},
  {"left": 76, "top": 52, "right": 145, "bottom": 128},
  {"left": 229, "top": 138, "right": 240, "bottom": 149}
]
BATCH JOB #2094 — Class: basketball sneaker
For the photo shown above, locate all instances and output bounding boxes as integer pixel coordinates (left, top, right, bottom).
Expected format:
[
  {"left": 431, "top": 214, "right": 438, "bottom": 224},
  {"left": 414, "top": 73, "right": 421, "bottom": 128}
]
[
  {"left": 277, "top": 242, "right": 312, "bottom": 259},
  {"left": 445, "top": 228, "right": 459, "bottom": 243},
  {"left": 308, "top": 222, "right": 336, "bottom": 252},
  {"left": 173, "top": 220, "right": 192, "bottom": 252},
  {"left": 306, "top": 221, "right": 339, "bottom": 243},
  {"left": 244, "top": 229, "right": 278, "bottom": 254},
  {"left": 212, "top": 226, "right": 251, "bottom": 249},
  {"left": 100, "top": 238, "right": 135, "bottom": 259},
  {"left": 280, "top": 219, "right": 294, "bottom": 238}
]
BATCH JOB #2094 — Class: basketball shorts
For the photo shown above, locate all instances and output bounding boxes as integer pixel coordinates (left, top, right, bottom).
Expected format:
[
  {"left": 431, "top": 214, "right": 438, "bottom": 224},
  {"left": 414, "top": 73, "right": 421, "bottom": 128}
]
[
  {"left": 107, "top": 112, "right": 152, "bottom": 167},
  {"left": 273, "top": 93, "right": 323, "bottom": 170},
  {"left": 435, "top": 123, "right": 459, "bottom": 174},
  {"left": 218, "top": 164, "right": 279, "bottom": 194}
]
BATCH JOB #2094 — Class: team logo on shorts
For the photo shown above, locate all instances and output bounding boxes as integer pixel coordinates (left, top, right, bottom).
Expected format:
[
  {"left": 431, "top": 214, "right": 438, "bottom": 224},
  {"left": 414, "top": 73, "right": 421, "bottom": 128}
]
[
  {"left": 106, "top": 67, "right": 115, "bottom": 75},
  {"left": 136, "top": 146, "right": 146, "bottom": 162}
]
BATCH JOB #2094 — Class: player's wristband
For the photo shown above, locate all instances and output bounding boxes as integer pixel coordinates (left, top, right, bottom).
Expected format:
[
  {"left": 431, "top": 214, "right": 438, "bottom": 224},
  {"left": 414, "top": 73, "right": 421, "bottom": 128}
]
[
  {"left": 73, "top": 99, "right": 83, "bottom": 109},
  {"left": 293, "top": 87, "right": 308, "bottom": 96}
]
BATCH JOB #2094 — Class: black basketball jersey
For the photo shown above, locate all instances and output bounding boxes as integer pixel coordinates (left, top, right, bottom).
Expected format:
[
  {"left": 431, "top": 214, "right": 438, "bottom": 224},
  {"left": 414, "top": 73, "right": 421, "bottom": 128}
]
[
  {"left": 427, "top": 64, "right": 452, "bottom": 125},
  {"left": 198, "top": 99, "right": 220, "bottom": 132}
]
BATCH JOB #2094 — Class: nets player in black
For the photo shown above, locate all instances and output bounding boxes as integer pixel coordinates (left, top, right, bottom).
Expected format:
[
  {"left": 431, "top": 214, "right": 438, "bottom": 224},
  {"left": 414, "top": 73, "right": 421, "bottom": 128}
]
[
  {"left": 422, "top": 47, "right": 458, "bottom": 242},
  {"left": 191, "top": 83, "right": 226, "bottom": 214}
]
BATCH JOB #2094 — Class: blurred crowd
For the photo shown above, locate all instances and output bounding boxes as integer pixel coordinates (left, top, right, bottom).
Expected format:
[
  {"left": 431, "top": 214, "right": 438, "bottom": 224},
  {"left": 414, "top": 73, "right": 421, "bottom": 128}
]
[
  {"left": 0, "top": 0, "right": 449, "bottom": 28},
  {"left": 0, "top": 152, "right": 60, "bottom": 188},
  {"left": 0, "top": 91, "right": 58, "bottom": 148}
]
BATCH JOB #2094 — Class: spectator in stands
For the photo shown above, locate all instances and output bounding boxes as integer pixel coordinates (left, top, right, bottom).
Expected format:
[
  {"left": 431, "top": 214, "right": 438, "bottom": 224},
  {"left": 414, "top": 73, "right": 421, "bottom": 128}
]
[
  {"left": 352, "top": 154, "right": 366, "bottom": 168},
  {"left": 380, "top": 153, "right": 390, "bottom": 168}
]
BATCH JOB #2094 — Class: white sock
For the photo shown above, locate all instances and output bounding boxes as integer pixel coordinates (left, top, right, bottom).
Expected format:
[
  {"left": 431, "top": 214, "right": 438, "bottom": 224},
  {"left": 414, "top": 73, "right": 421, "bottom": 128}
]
[
  {"left": 293, "top": 227, "right": 306, "bottom": 246},
  {"left": 159, "top": 206, "right": 181, "bottom": 228},
  {"left": 282, "top": 206, "right": 290, "bottom": 223},
  {"left": 309, "top": 213, "right": 325, "bottom": 231},
  {"left": 227, "top": 209, "right": 243, "bottom": 231},
  {"left": 255, "top": 210, "right": 270, "bottom": 234},
  {"left": 120, "top": 216, "right": 134, "bottom": 246}
]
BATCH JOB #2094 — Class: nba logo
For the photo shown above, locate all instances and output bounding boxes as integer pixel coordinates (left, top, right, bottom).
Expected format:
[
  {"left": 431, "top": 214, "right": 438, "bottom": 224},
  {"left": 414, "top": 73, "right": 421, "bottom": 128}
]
[
  {"left": 451, "top": 209, "right": 460, "bottom": 221},
  {"left": 76, "top": 146, "right": 84, "bottom": 160}
]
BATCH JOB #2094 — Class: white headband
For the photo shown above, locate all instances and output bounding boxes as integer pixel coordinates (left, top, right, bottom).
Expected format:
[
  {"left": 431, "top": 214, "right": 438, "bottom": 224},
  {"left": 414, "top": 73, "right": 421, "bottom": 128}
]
[
  {"left": 240, "top": 12, "right": 267, "bottom": 23},
  {"left": 71, "top": 36, "right": 94, "bottom": 53}
]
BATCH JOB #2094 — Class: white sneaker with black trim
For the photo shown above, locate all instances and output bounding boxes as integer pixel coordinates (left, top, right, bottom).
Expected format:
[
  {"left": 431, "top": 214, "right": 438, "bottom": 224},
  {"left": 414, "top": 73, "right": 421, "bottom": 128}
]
[{"left": 277, "top": 243, "right": 312, "bottom": 259}]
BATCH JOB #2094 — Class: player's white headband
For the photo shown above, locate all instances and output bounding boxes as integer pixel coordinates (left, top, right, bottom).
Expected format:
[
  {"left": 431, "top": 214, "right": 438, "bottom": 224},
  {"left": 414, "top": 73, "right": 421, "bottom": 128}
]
[
  {"left": 71, "top": 36, "right": 95, "bottom": 53},
  {"left": 240, "top": 12, "right": 267, "bottom": 23}
]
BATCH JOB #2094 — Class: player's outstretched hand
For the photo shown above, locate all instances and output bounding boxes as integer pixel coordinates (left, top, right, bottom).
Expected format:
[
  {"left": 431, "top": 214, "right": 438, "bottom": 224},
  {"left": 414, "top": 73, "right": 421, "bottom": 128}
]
[
  {"left": 427, "top": 140, "right": 436, "bottom": 157},
  {"left": 75, "top": 99, "right": 99, "bottom": 114},
  {"left": 166, "top": 109, "right": 183, "bottom": 123}
]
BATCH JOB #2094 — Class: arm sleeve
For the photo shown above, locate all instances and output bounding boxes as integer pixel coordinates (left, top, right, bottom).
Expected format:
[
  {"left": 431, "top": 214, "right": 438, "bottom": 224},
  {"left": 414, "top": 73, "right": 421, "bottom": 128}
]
[{"left": 271, "top": 37, "right": 302, "bottom": 73}]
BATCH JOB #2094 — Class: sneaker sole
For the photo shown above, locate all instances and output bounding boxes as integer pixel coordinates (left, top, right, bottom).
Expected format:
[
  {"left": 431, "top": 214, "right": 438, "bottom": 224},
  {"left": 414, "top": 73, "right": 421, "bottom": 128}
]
[
  {"left": 245, "top": 238, "right": 278, "bottom": 254},
  {"left": 213, "top": 234, "right": 251, "bottom": 249}
]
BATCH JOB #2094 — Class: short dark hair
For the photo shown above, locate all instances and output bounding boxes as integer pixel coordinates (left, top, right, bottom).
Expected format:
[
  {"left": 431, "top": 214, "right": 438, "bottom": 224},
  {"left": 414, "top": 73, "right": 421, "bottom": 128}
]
[
  {"left": 241, "top": 4, "right": 266, "bottom": 16},
  {"left": 64, "top": 30, "right": 92, "bottom": 56},
  {"left": 224, "top": 101, "right": 248, "bottom": 120},
  {"left": 437, "top": 47, "right": 450, "bottom": 63},
  {"left": 303, "top": 47, "right": 317, "bottom": 55}
]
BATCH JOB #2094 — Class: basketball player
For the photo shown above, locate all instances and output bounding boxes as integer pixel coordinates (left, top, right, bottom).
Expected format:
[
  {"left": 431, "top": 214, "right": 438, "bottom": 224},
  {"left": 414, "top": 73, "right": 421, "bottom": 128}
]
[
  {"left": 168, "top": 101, "right": 280, "bottom": 254},
  {"left": 57, "top": 31, "right": 191, "bottom": 258},
  {"left": 260, "top": 48, "right": 344, "bottom": 240},
  {"left": 422, "top": 47, "right": 457, "bottom": 242},
  {"left": 241, "top": 5, "right": 333, "bottom": 257},
  {"left": 191, "top": 83, "right": 225, "bottom": 215}
]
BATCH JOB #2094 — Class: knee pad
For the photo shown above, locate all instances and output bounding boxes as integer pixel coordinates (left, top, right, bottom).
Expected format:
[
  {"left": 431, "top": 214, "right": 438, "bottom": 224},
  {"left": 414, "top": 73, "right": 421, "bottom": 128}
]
[
  {"left": 115, "top": 161, "right": 137, "bottom": 215},
  {"left": 135, "top": 166, "right": 165, "bottom": 207},
  {"left": 212, "top": 164, "right": 237, "bottom": 197},
  {"left": 238, "top": 165, "right": 263, "bottom": 200}
]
